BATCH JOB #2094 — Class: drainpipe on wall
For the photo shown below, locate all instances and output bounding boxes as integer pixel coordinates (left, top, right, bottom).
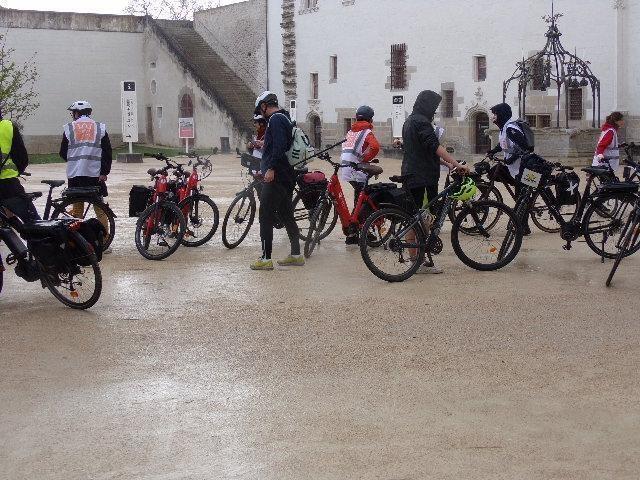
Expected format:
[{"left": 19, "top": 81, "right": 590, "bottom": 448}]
[{"left": 265, "top": 0, "right": 269, "bottom": 91}]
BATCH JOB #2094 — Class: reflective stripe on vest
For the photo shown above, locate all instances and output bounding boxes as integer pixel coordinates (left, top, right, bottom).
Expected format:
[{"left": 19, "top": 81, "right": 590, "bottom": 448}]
[
  {"left": 64, "top": 117, "right": 105, "bottom": 178},
  {"left": 340, "top": 129, "right": 371, "bottom": 164},
  {"left": 499, "top": 121, "right": 522, "bottom": 160},
  {"left": 0, "top": 119, "right": 18, "bottom": 180},
  {"left": 596, "top": 128, "right": 620, "bottom": 160}
]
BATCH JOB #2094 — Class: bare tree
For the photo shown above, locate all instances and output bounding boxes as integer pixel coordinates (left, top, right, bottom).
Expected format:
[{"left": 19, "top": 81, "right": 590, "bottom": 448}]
[
  {"left": 0, "top": 34, "right": 39, "bottom": 125},
  {"left": 124, "top": 0, "right": 223, "bottom": 20}
]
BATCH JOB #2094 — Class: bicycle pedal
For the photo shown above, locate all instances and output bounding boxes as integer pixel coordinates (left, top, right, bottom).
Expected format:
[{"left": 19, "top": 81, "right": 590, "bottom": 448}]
[{"left": 562, "top": 243, "right": 572, "bottom": 251}]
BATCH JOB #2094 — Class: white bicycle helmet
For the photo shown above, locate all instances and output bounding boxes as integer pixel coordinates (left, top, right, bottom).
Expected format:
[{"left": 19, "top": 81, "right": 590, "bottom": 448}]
[{"left": 67, "top": 100, "right": 92, "bottom": 111}]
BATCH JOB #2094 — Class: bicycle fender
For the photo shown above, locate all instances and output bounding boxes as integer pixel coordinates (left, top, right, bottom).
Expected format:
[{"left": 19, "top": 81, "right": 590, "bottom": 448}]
[{"left": 97, "top": 202, "right": 117, "bottom": 218}]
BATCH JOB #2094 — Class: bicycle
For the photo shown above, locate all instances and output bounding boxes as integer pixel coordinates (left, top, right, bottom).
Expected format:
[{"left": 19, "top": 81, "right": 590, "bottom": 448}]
[
  {"left": 304, "top": 153, "right": 396, "bottom": 258},
  {"left": 359, "top": 170, "right": 523, "bottom": 282},
  {"left": 221, "top": 147, "right": 338, "bottom": 249},
  {"left": 605, "top": 143, "right": 640, "bottom": 286},
  {"left": 0, "top": 207, "right": 102, "bottom": 309},
  {"left": 134, "top": 157, "right": 187, "bottom": 260},
  {"left": 512, "top": 152, "right": 638, "bottom": 259},
  {"left": 19, "top": 174, "right": 116, "bottom": 251},
  {"left": 149, "top": 152, "right": 219, "bottom": 247}
]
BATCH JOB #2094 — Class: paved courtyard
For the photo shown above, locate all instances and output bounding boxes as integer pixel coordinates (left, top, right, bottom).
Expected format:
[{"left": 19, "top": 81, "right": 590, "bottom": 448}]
[{"left": 1, "top": 153, "right": 639, "bottom": 479}]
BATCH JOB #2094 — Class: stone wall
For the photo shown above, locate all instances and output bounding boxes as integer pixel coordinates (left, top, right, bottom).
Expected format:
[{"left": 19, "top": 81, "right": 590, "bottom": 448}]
[{"left": 194, "top": 0, "right": 267, "bottom": 95}]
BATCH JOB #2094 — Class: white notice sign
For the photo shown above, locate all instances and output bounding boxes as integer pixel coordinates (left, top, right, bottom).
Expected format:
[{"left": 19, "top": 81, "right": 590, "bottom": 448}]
[
  {"left": 391, "top": 95, "right": 404, "bottom": 138},
  {"left": 121, "top": 81, "right": 139, "bottom": 143}
]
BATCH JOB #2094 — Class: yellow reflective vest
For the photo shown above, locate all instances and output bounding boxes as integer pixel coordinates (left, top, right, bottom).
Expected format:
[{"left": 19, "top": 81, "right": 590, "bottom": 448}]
[{"left": 0, "top": 119, "right": 18, "bottom": 180}]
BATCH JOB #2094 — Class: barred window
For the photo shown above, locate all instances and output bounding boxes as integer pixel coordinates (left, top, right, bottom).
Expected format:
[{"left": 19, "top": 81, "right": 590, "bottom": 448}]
[
  {"left": 391, "top": 43, "right": 407, "bottom": 90},
  {"left": 569, "top": 88, "right": 583, "bottom": 120},
  {"left": 539, "top": 114, "right": 551, "bottom": 128},
  {"left": 525, "top": 114, "right": 537, "bottom": 127},
  {"left": 442, "top": 89, "right": 454, "bottom": 118},
  {"left": 475, "top": 55, "right": 487, "bottom": 82}
]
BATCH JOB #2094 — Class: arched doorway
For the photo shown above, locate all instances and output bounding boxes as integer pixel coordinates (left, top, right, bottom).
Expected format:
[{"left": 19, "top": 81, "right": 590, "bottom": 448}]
[
  {"left": 473, "top": 111, "right": 491, "bottom": 154},
  {"left": 309, "top": 115, "right": 322, "bottom": 148},
  {"left": 179, "top": 93, "right": 194, "bottom": 147}
]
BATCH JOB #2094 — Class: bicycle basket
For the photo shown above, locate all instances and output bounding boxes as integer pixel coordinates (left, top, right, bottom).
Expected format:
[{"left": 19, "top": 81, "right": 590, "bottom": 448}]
[
  {"left": 517, "top": 153, "right": 554, "bottom": 188},
  {"left": 240, "top": 153, "right": 261, "bottom": 172}
]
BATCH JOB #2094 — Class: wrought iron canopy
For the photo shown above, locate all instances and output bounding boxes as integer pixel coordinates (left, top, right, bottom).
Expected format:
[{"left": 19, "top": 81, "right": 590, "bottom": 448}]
[{"left": 502, "top": 6, "right": 601, "bottom": 128}]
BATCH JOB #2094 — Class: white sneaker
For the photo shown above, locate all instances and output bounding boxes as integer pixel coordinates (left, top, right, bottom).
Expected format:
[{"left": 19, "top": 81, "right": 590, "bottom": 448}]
[
  {"left": 416, "top": 264, "right": 443, "bottom": 274},
  {"left": 103, "top": 247, "right": 113, "bottom": 254}
]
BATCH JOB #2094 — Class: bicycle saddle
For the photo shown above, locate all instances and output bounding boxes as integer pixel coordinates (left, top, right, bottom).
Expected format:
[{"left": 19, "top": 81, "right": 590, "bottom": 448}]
[
  {"left": 26, "top": 191, "right": 43, "bottom": 200},
  {"left": 581, "top": 166, "right": 610, "bottom": 176},
  {"left": 147, "top": 168, "right": 158, "bottom": 176},
  {"left": 389, "top": 174, "right": 414, "bottom": 184},
  {"left": 356, "top": 163, "right": 383, "bottom": 177},
  {"left": 41, "top": 179, "right": 65, "bottom": 188}
]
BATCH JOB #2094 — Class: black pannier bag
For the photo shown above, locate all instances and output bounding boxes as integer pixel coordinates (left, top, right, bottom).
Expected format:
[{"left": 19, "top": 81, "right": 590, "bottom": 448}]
[
  {"left": 71, "top": 218, "right": 105, "bottom": 265},
  {"left": 129, "top": 185, "right": 153, "bottom": 217},
  {"left": 296, "top": 171, "right": 328, "bottom": 209},
  {"left": 555, "top": 171, "right": 581, "bottom": 205},
  {"left": 360, "top": 183, "right": 416, "bottom": 222},
  {"left": 517, "top": 153, "right": 554, "bottom": 188},
  {"left": 20, "top": 221, "right": 68, "bottom": 272}
]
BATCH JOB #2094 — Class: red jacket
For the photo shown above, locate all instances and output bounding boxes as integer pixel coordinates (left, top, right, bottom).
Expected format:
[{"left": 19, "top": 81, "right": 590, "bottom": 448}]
[
  {"left": 350, "top": 120, "right": 380, "bottom": 162},
  {"left": 595, "top": 122, "right": 617, "bottom": 155}
]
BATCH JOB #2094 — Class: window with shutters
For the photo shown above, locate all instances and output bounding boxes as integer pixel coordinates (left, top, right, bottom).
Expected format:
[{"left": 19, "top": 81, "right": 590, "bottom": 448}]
[
  {"left": 442, "top": 89, "right": 454, "bottom": 118},
  {"left": 569, "top": 88, "right": 583, "bottom": 120},
  {"left": 310, "top": 73, "right": 319, "bottom": 99},
  {"left": 390, "top": 43, "right": 407, "bottom": 90},
  {"left": 474, "top": 55, "right": 487, "bottom": 82}
]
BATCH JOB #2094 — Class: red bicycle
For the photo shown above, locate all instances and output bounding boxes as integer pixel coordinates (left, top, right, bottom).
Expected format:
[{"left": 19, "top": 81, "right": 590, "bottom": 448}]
[
  {"left": 171, "top": 153, "right": 219, "bottom": 247},
  {"left": 134, "top": 156, "right": 186, "bottom": 260},
  {"left": 304, "top": 153, "right": 399, "bottom": 258}
]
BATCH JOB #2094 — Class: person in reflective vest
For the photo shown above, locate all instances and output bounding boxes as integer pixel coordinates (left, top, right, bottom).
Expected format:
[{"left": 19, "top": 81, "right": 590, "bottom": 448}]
[
  {"left": 0, "top": 108, "right": 40, "bottom": 223},
  {"left": 59, "top": 100, "right": 112, "bottom": 250},
  {"left": 340, "top": 105, "right": 380, "bottom": 244},
  {"left": 593, "top": 112, "right": 625, "bottom": 170}
]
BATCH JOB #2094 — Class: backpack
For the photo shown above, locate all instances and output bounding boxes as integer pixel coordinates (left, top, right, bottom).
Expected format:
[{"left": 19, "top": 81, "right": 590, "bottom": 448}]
[
  {"left": 511, "top": 119, "right": 535, "bottom": 152},
  {"left": 273, "top": 113, "right": 315, "bottom": 169}
]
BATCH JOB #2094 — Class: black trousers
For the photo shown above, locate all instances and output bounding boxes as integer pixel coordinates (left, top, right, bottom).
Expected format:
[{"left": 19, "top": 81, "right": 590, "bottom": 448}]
[{"left": 259, "top": 181, "right": 300, "bottom": 259}]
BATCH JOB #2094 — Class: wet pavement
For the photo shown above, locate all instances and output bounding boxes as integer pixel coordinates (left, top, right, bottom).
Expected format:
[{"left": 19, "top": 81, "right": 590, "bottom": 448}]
[{"left": 1, "top": 154, "right": 639, "bottom": 479}]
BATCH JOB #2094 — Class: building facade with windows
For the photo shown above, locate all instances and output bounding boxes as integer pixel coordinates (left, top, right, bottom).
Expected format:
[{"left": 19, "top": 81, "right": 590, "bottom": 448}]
[{"left": 266, "top": 0, "right": 640, "bottom": 159}]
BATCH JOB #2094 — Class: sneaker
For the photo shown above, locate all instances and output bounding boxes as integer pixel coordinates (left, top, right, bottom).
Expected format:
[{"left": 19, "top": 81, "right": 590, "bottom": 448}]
[
  {"left": 277, "top": 255, "right": 305, "bottom": 267},
  {"left": 250, "top": 258, "right": 274, "bottom": 270},
  {"left": 103, "top": 247, "right": 113, "bottom": 255},
  {"left": 345, "top": 235, "right": 359, "bottom": 245},
  {"left": 416, "top": 264, "right": 444, "bottom": 274}
]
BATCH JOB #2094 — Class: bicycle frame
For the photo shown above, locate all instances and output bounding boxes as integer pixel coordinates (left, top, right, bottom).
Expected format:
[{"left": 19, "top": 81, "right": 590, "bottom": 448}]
[{"left": 326, "top": 169, "right": 377, "bottom": 233}]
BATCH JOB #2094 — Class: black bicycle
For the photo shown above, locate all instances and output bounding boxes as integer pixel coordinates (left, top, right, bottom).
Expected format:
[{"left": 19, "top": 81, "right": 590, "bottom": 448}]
[
  {"left": 221, "top": 150, "right": 336, "bottom": 249},
  {"left": 20, "top": 175, "right": 116, "bottom": 251},
  {"left": 513, "top": 152, "right": 638, "bottom": 259},
  {"left": 0, "top": 206, "right": 102, "bottom": 309},
  {"left": 359, "top": 170, "right": 523, "bottom": 282}
]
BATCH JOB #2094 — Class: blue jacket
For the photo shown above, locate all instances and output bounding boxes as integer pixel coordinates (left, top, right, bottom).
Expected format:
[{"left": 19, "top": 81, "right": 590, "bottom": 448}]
[{"left": 261, "top": 110, "right": 294, "bottom": 185}]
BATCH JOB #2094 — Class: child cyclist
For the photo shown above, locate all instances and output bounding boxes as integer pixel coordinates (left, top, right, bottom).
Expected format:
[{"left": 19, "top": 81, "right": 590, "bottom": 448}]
[{"left": 339, "top": 105, "right": 381, "bottom": 244}]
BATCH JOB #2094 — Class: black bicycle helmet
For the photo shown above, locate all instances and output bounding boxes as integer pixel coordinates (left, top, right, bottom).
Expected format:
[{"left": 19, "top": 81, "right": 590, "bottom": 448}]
[{"left": 356, "top": 105, "right": 374, "bottom": 122}]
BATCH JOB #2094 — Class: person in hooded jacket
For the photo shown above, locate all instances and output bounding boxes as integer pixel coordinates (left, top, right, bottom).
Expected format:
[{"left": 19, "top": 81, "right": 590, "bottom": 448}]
[
  {"left": 401, "top": 90, "right": 469, "bottom": 274},
  {"left": 487, "top": 102, "right": 532, "bottom": 234},
  {"left": 340, "top": 105, "right": 381, "bottom": 244}
]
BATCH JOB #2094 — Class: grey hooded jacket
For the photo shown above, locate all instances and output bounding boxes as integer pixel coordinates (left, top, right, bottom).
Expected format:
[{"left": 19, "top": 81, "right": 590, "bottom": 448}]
[{"left": 401, "top": 90, "right": 442, "bottom": 188}]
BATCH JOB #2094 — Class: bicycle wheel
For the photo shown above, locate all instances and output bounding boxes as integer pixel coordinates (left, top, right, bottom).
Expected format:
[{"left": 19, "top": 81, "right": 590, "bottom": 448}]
[
  {"left": 451, "top": 200, "right": 522, "bottom": 271},
  {"left": 293, "top": 191, "right": 337, "bottom": 242},
  {"left": 178, "top": 194, "right": 219, "bottom": 247},
  {"left": 135, "top": 201, "right": 186, "bottom": 260},
  {"left": 43, "top": 231, "right": 102, "bottom": 309},
  {"left": 606, "top": 215, "right": 640, "bottom": 287},
  {"left": 449, "top": 182, "right": 503, "bottom": 225},
  {"left": 304, "top": 196, "right": 332, "bottom": 258},
  {"left": 529, "top": 190, "right": 578, "bottom": 233},
  {"left": 52, "top": 197, "right": 116, "bottom": 250},
  {"left": 222, "top": 191, "right": 256, "bottom": 249},
  {"left": 359, "top": 207, "right": 425, "bottom": 282},
  {"left": 583, "top": 195, "right": 639, "bottom": 259}
]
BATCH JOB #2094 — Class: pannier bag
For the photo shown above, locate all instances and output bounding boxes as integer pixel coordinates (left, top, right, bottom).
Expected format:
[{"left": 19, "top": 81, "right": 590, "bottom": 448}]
[
  {"left": 359, "top": 183, "right": 416, "bottom": 222},
  {"left": 129, "top": 185, "right": 153, "bottom": 217},
  {"left": 71, "top": 218, "right": 105, "bottom": 265},
  {"left": 240, "top": 153, "right": 262, "bottom": 172},
  {"left": 517, "top": 153, "right": 554, "bottom": 189},
  {"left": 555, "top": 171, "right": 580, "bottom": 205},
  {"left": 296, "top": 171, "right": 328, "bottom": 210}
]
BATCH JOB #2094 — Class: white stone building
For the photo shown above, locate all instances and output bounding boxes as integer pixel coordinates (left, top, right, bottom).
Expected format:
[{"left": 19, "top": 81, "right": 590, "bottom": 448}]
[{"left": 265, "top": 0, "right": 640, "bottom": 159}]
